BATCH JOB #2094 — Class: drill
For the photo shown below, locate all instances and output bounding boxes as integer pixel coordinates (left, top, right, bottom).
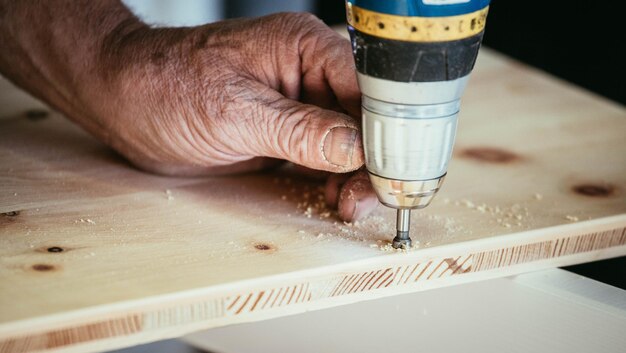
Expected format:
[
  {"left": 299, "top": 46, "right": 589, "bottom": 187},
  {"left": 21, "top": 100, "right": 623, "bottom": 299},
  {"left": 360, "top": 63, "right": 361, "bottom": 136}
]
[{"left": 345, "top": 0, "right": 490, "bottom": 248}]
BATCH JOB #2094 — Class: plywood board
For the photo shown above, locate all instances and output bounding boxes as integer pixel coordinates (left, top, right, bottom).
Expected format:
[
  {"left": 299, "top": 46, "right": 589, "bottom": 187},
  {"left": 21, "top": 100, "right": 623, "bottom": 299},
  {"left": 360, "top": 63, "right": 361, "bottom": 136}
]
[{"left": 1, "top": 47, "right": 625, "bottom": 353}]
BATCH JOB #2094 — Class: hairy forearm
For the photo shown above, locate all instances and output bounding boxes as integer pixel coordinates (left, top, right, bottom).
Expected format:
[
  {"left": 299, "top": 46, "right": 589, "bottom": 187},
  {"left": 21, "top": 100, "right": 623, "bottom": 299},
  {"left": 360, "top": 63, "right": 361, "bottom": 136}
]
[{"left": 0, "top": 0, "right": 141, "bottom": 134}]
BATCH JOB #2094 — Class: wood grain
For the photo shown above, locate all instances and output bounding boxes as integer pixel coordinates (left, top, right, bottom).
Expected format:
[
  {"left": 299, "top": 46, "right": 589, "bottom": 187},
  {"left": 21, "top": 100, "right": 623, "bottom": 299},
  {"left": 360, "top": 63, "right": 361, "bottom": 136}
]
[{"left": 1, "top": 47, "right": 625, "bottom": 353}]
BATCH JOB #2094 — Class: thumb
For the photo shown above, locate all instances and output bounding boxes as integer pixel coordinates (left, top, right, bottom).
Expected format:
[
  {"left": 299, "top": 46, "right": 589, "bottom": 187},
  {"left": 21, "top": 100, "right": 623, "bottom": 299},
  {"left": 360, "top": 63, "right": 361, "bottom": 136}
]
[{"left": 255, "top": 95, "right": 364, "bottom": 173}]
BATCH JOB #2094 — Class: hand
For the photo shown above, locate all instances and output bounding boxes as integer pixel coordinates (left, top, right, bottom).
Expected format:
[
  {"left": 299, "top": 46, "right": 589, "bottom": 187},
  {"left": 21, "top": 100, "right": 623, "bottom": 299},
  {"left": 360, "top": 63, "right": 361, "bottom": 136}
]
[
  {"left": 90, "top": 13, "right": 360, "bottom": 173},
  {"left": 89, "top": 13, "right": 378, "bottom": 221},
  {"left": 0, "top": 6, "right": 378, "bottom": 221}
]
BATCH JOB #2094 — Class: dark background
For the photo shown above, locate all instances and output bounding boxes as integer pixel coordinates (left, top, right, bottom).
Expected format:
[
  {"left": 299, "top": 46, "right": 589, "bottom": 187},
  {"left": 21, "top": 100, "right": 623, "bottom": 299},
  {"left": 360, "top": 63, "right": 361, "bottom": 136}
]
[
  {"left": 316, "top": 1, "right": 626, "bottom": 288},
  {"left": 317, "top": 1, "right": 625, "bottom": 104}
]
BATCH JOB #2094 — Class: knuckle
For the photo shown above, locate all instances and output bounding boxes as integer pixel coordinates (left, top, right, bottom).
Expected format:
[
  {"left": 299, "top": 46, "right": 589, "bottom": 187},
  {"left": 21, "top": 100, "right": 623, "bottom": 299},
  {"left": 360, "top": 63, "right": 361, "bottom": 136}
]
[
  {"left": 271, "top": 12, "right": 327, "bottom": 40},
  {"left": 281, "top": 12, "right": 321, "bottom": 26},
  {"left": 294, "top": 12, "right": 322, "bottom": 24}
]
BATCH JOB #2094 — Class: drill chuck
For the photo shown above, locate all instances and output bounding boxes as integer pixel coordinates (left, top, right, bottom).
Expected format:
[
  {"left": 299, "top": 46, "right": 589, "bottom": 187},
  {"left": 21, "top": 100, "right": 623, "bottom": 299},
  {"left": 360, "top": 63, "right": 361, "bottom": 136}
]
[{"left": 346, "top": 0, "right": 490, "bottom": 248}]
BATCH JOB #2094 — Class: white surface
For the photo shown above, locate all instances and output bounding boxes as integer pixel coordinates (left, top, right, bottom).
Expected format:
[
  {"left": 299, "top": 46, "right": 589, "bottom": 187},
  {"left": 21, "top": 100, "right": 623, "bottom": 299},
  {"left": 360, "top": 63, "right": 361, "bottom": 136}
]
[
  {"left": 121, "top": 0, "right": 316, "bottom": 27},
  {"left": 108, "top": 339, "right": 202, "bottom": 353},
  {"left": 184, "top": 269, "right": 626, "bottom": 353},
  {"left": 123, "top": 0, "right": 223, "bottom": 26}
]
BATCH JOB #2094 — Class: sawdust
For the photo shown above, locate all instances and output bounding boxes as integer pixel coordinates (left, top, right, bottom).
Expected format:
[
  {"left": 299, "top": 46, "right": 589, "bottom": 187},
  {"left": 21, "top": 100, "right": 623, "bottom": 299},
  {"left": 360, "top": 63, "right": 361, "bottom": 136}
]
[
  {"left": 373, "top": 241, "right": 421, "bottom": 253},
  {"left": 292, "top": 208, "right": 461, "bottom": 251},
  {"left": 165, "top": 189, "right": 174, "bottom": 200},
  {"left": 275, "top": 177, "right": 333, "bottom": 218},
  {"left": 565, "top": 215, "right": 579, "bottom": 222},
  {"left": 278, "top": 179, "right": 355, "bottom": 223},
  {"left": 277, "top": 177, "right": 464, "bottom": 249},
  {"left": 449, "top": 197, "right": 531, "bottom": 229}
]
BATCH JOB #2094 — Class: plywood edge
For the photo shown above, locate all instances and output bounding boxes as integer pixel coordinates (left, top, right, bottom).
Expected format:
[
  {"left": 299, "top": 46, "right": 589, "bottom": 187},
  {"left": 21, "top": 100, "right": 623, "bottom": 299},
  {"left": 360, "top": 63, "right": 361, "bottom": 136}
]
[{"left": 2, "top": 215, "right": 625, "bottom": 353}]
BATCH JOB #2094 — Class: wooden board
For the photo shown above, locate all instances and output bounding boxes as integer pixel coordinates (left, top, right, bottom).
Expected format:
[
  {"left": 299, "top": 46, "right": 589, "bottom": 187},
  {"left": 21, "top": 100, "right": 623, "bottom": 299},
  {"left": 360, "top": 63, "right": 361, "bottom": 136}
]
[{"left": 1, "top": 47, "right": 625, "bottom": 353}]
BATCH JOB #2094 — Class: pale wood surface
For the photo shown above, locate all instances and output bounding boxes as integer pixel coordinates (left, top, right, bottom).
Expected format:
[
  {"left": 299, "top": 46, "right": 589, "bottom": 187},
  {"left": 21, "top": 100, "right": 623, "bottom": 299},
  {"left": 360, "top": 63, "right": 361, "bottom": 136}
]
[{"left": 1, "top": 47, "right": 625, "bottom": 353}]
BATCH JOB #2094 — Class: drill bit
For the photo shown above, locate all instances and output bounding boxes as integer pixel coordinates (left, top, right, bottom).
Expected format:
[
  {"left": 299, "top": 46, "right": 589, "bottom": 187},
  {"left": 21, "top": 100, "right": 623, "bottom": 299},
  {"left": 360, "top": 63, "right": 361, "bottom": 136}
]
[{"left": 392, "top": 209, "right": 412, "bottom": 249}]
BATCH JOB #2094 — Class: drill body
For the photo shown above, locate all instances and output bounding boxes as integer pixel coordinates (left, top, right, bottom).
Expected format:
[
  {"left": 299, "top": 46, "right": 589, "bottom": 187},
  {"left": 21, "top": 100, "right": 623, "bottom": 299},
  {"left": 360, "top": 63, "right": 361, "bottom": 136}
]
[{"left": 345, "top": 0, "right": 490, "bottom": 248}]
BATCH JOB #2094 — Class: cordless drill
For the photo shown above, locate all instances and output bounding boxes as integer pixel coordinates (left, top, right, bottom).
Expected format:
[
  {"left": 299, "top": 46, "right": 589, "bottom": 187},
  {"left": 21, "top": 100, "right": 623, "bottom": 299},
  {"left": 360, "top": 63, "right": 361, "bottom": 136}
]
[{"left": 345, "top": 0, "right": 490, "bottom": 248}]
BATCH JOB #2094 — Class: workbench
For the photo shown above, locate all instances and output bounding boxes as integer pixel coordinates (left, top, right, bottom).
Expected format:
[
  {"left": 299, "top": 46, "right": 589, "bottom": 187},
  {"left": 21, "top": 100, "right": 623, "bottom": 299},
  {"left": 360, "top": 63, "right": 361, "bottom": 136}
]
[
  {"left": 1, "top": 45, "right": 625, "bottom": 353},
  {"left": 183, "top": 268, "right": 626, "bottom": 353}
]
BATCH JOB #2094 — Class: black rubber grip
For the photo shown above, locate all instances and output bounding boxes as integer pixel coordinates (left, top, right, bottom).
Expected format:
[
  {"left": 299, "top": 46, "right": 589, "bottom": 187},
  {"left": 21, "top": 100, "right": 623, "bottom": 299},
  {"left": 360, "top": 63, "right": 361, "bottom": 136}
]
[{"left": 350, "top": 28, "right": 484, "bottom": 82}]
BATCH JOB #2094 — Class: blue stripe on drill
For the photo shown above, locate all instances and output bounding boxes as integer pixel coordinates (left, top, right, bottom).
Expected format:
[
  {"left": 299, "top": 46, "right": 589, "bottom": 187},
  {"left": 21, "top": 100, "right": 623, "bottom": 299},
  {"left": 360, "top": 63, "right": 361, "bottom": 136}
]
[{"left": 347, "top": 0, "right": 490, "bottom": 17}]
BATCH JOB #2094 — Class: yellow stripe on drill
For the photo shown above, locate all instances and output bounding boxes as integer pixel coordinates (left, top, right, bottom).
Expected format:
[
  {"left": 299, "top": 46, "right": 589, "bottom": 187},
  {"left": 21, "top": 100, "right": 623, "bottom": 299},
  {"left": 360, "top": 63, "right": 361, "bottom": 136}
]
[{"left": 346, "top": 3, "right": 488, "bottom": 42}]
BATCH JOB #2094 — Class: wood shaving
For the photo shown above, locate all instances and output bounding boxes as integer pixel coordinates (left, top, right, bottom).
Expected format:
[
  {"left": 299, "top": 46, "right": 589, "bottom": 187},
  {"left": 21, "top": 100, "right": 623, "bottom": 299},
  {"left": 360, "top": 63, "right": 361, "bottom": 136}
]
[
  {"left": 291, "top": 184, "right": 336, "bottom": 221},
  {"left": 374, "top": 241, "right": 420, "bottom": 253},
  {"left": 461, "top": 199, "right": 475, "bottom": 208},
  {"left": 280, "top": 178, "right": 467, "bottom": 248},
  {"left": 448, "top": 197, "right": 532, "bottom": 228}
]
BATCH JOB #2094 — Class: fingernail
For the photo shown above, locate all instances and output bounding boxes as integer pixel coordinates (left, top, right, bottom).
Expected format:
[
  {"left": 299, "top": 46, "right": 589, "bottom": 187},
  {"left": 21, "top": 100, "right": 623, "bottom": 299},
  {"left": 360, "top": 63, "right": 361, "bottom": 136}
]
[{"left": 323, "top": 127, "right": 358, "bottom": 167}]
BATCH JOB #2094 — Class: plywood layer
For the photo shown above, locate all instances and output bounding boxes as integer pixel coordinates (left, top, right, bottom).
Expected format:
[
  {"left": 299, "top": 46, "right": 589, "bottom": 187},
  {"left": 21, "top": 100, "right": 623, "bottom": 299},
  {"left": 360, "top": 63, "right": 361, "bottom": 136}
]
[{"left": 1, "top": 47, "right": 625, "bottom": 353}]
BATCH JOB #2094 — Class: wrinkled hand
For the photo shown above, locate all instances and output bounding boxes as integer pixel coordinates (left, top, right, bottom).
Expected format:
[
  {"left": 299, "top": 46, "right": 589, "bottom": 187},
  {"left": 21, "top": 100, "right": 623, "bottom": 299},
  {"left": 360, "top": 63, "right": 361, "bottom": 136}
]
[{"left": 86, "top": 13, "right": 378, "bottom": 221}]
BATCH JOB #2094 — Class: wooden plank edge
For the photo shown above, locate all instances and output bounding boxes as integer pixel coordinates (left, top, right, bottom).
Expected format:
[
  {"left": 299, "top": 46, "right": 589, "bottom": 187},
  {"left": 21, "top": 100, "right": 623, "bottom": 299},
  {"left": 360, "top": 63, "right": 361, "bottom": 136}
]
[{"left": 1, "top": 215, "right": 625, "bottom": 353}]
